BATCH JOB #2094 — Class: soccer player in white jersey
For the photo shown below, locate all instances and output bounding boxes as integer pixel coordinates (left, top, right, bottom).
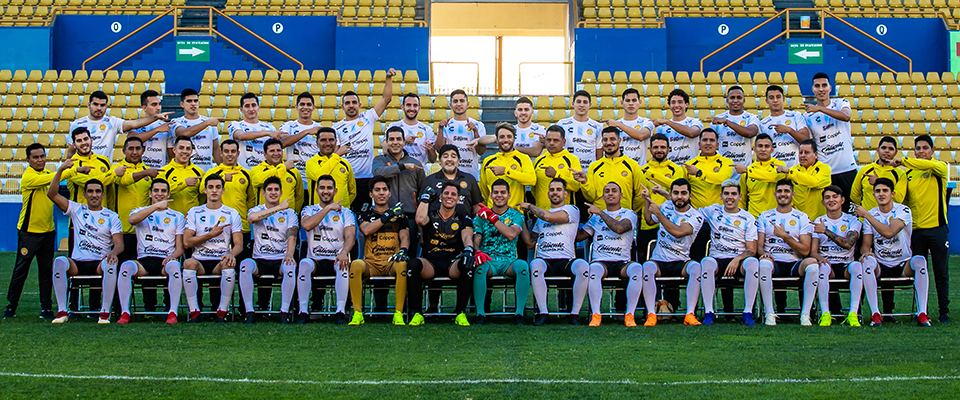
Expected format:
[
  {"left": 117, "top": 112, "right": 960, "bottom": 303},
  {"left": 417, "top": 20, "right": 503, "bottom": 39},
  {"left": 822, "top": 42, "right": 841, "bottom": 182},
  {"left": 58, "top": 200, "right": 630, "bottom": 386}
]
[
  {"left": 711, "top": 85, "right": 761, "bottom": 175},
  {"left": 557, "top": 90, "right": 602, "bottom": 172},
  {"left": 173, "top": 88, "right": 222, "bottom": 171},
  {"left": 639, "top": 178, "right": 705, "bottom": 327},
  {"left": 653, "top": 88, "right": 703, "bottom": 165},
  {"left": 47, "top": 160, "right": 123, "bottom": 324},
  {"left": 239, "top": 176, "right": 299, "bottom": 324},
  {"left": 279, "top": 92, "right": 322, "bottom": 186},
  {"left": 576, "top": 182, "right": 638, "bottom": 327},
  {"left": 228, "top": 93, "right": 281, "bottom": 170},
  {"left": 68, "top": 90, "right": 172, "bottom": 159},
  {"left": 756, "top": 179, "right": 818, "bottom": 326},
  {"left": 804, "top": 72, "right": 857, "bottom": 201},
  {"left": 605, "top": 88, "right": 654, "bottom": 165},
  {"left": 698, "top": 180, "right": 759, "bottom": 326},
  {"left": 182, "top": 174, "right": 244, "bottom": 323},
  {"left": 855, "top": 178, "right": 931, "bottom": 327},
  {"left": 435, "top": 89, "right": 487, "bottom": 178},
  {"left": 128, "top": 90, "right": 175, "bottom": 169},
  {"left": 519, "top": 178, "right": 588, "bottom": 326},
  {"left": 387, "top": 93, "right": 436, "bottom": 166},
  {"left": 467, "top": 96, "right": 546, "bottom": 159},
  {"left": 760, "top": 85, "right": 810, "bottom": 168},
  {"left": 299, "top": 174, "right": 356, "bottom": 324},
  {"left": 810, "top": 185, "right": 863, "bottom": 327},
  {"left": 116, "top": 179, "right": 185, "bottom": 324}
]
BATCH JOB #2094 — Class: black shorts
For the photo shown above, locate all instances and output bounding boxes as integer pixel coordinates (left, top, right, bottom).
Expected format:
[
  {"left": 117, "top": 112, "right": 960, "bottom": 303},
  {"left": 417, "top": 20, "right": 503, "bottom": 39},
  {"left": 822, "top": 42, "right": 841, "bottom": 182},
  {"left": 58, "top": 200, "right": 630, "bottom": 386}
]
[
  {"left": 877, "top": 261, "right": 907, "bottom": 278},
  {"left": 830, "top": 263, "right": 851, "bottom": 278},
  {"left": 593, "top": 260, "right": 631, "bottom": 278},
  {"left": 712, "top": 257, "right": 743, "bottom": 277},
  {"left": 139, "top": 257, "right": 166, "bottom": 276},
  {"left": 775, "top": 260, "right": 802, "bottom": 277},
  {"left": 653, "top": 260, "right": 693, "bottom": 277},
  {"left": 538, "top": 258, "right": 575, "bottom": 277},
  {"left": 74, "top": 260, "right": 101, "bottom": 275},
  {"left": 305, "top": 259, "right": 338, "bottom": 277},
  {"left": 197, "top": 259, "right": 221, "bottom": 274},
  {"left": 424, "top": 255, "right": 458, "bottom": 278},
  {"left": 253, "top": 259, "right": 283, "bottom": 277}
]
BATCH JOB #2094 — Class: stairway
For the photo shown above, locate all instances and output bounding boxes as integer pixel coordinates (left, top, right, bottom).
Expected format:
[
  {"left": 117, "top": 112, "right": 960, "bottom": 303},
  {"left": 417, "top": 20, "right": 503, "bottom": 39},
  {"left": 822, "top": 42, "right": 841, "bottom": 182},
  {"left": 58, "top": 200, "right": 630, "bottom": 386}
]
[
  {"left": 122, "top": 37, "right": 261, "bottom": 94},
  {"left": 476, "top": 96, "right": 518, "bottom": 158},
  {"left": 179, "top": 0, "right": 226, "bottom": 33},
  {"left": 735, "top": 41, "right": 879, "bottom": 94}
]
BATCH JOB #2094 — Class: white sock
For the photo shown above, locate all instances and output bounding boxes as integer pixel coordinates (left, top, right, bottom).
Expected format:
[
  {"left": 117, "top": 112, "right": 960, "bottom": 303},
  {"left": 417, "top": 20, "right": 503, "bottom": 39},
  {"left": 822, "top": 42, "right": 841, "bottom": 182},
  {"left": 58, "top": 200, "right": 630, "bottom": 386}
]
[
  {"left": 335, "top": 265, "right": 349, "bottom": 313},
  {"left": 801, "top": 263, "right": 818, "bottom": 317},
  {"left": 218, "top": 269, "right": 236, "bottom": 312},
  {"left": 53, "top": 256, "right": 69, "bottom": 313},
  {"left": 183, "top": 269, "right": 199, "bottom": 312},
  {"left": 685, "top": 261, "right": 701, "bottom": 315},
  {"left": 641, "top": 262, "right": 658, "bottom": 316},
  {"left": 759, "top": 259, "right": 775, "bottom": 315},
  {"left": 847, "top": 261, "right": 863, "bottom": 315},
  {"left": 117, "top": 261, "right": 138, "bottom": 314},
  {"left": 238, "top": 259, "right": 256, "bottom": 313},
  {"left": 862, "top": 256, "right": 880, "bottom": 314},
  {"left": 571, "top": 259, "right": 589, "bottom": 315},
  {"left": 99, "top": 261, "right": 118, "bottom": 314},
  {"left": 817, "top": 263, "right": 831, "bottom": 314},
  {"left": 588, "top": 262, "right": 605, "bottom": 315},
  {"left": 297, "top": 259, "right": 316, "bottom": 313},
  {"left": 700, "top": 257, "right": 717, "bottom": 314},
  {"left": 743, "top": 257, "right": 759, "bottom": 313},
  {"left": 911, "top": 255, "right": 929, "bottom": 315},
  {"left": 530, "top": 259, "right": 548, "bottom": 314},
  {"left": 625, "top": 262, "right": 643, "bottom": 315},
  {"left": 165, "top": 261, "right": 182, "bottom": 315},
  {"left": 280, "top": 261, "right": 296, "bottom": 313}
]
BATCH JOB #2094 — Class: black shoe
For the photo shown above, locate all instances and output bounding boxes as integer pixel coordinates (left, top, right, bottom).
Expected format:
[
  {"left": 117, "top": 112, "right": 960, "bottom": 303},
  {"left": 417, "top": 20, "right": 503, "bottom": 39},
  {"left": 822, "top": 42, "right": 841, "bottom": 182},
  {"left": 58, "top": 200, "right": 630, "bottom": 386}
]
[
  {"left": 334, "top": 312, "right": 346, "bottom": 325},
  {"left": 296, "top": 313, "right": 309, "bottom": 324},
  {"left": 278, "top": 312, "right": 289, "bottom": 324},
  {"left": 723, "top": 315, "right": 739, "bottom": 323},
  {"left": 514, "top": 315, "right": 526, "bottom": 326},
  {"left": 940, "top": 314, "right": 951, "bottom": 323},
  {"left": 215, "top": 317, "right": 227, "bottom": 323},
  {"left": 612, "top": 314, "right": 624, "bottom": 322},
  {"left": 68, "top": 312, "right": 80, "bottom": 320},
  {"left": 883, "top": 315, "right": 899, "bottom": 324},
  {"left": 243, "top": 312, "right": 255, "bottom": 324},
  {"left": 187, "top": 311, "right": 202, "bottom": 323},
  {"left": 533, "top": 313, "right": 549, "bottom": 326},
  {"left": 474, "top": 315, "right": 487, "bottom": 325},
  {"left": 39, "top": 310, "right": 55, "bottom": 319},
  {"left": 567, "top": 315, "right": 581, "bottom": 325},
  {"left": 2, "top": 309, "right": 15, "bottom": 319}
]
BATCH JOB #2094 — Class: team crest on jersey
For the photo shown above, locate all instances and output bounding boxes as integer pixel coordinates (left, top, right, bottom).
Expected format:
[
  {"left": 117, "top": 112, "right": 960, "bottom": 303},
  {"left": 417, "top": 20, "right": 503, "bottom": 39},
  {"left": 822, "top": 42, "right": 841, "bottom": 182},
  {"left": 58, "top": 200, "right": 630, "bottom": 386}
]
[
  {"left": 511, "top": 165, "right": 518, "bottom": 170},
  {"left": 621, "top": 171, "right": 628, "bottom": 177},
  {"left": 218, "top": 216, "right": 226, "bottom": 224},
  {"left": 451, "top": 222, "right": 459, "bottom": 230},
  {"left": 97, "top": 218, "right": 104, "bottom": 225},
  {"left": 785, "top": 120, "right": 792, "bottom": 126},
  {"left": 713, "top": 167, "right": 720, "bottom": 173},
  {"left": 239, "top": 178, "right": 246, "bottom": 184},
  {"left": 100, "top": 167, "right": 106, "bottom": 172},
  {"left": 504, "top": 218, "right": 512, "bottom": 225},
  {"left": 734, "top": 220, "right": 741, "bottom": 227},
  {"left": 278, "top": 217, "right": 286, "bottom": 224},
  {"left": 840, "top": 225, "right": 847, "bottom": 232},
  {"left": 923, "top": 173, "right": 930, "bottom": 178},
  {"left": 739, "top": 120, "right": 747, "bottom": 126},
  {"left": 417, "top": 132, "right": 424, "bottom": 138},
  {"left": 460, "top": 181, "right": 467, "bottom": 189},
  {"left": 357, "top": 121, "right": 365, "bottom": 128},
  {"left": 99, "top": 124, "right": 106, "bottom": 130},
  {"left": 163, "top": 218, "right": 171, "bottom": 224},
  {"left": 20, "top": 247, "right": 27, "bottom": 255},
  {"left": 332, "top": 215, "right": 340, "bottom": 222},
  {"left": 634, "top": 125, "right": 641, "bottom": 129},
  {"left": 558, "top": 164, "right": 565, "bottom": 169},
  {"left": 339, "top": 168, "right": 346, "bottom": 173},
  {"left": 614, "top": 215, "right": 621, "bottom": 220},
  {"left": 888, "top": 216, "right": 894, "bottom": 223},
  {"left": 789, "top": 220, "right": 796, "bottom": 226},
  {"left": 586, "top": 129, "right": 594, "bottom": 136},
  {"left": 528, "top": 133, "right": 535, "bottom": 138},
  {"left": 287, "top": 177, "right": 293, "bottom": 183}
]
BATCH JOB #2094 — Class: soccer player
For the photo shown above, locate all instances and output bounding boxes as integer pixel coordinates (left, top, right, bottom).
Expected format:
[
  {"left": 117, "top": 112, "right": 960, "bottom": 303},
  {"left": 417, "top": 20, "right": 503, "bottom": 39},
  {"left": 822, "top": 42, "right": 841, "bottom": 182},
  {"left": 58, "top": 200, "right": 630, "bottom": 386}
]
[
  {"left": 423, "top": 144, "right": 484, "bottom": 212},
  {"left": 901, "top": 134, "right": 950, "bottom": 323},
  {"left": 349, "top": 176, "right": 410, "bottom": 326},
  {"left": 61, "top": 127, "right": 114, "bottom": 207},
  {"left": 373, "top": 126, "right": 426, "bottom": 256},
  {"left": 470, "top": 97, "right": 546, "bottom": 158},
  {"left": 203, "top": 139, "right": 256, "bottom": 259},
  {"left": 638, "top": 134, "right": 687, "bottom": 261},
  {"left": 531, "top": 125, "right": 581, "bottom": 211},
  {"left": 251, "top": 138, "right": 303, "bottom": 212},
  {"left": 116, "top": 179, "right": 185, "bottom": 324},
  {"left": 305, "top": 127, "right": 355, "bottom": 207},
  {"left": 279, "top": 92, "right": 322, "bottom": 186},
  {"left": 128, "top": 90, "right": 175, "bottom": 169},
  {"left": 558, "top": 90, "right": 603, "bottom": 172},
  {"left": 576, "top": 182, "right": 639, "bottom": 326},
  {"left": 685, "top": 128, "right": 735, "bottom": 261},
  {"left": 653, "top": 88, "right": 703, "bottom": 164},
  {"left": 48, "top": 160, "right": 123, "bottom": 324},
  {"left": 604, "top": 88, "right": 654, "bottom": 165},
  {"left": 787, "top": 139, "right": 831, "bottom": 220},
  {"left": 520, "top": 179, "right": 588, "bottom": 326},
  {"left": 5, "top": 143, "right": 55, "bottom": 319},
  {"left": 698, "top": 180, "right": 759, "bottom": 325},
  {"left": 228, "top": 93, "right": 281, "bottom": 170},
  {"left": 855, "top": 178, "right": 931, "bottom": 327},
  {"left": 299, "top": 174, "right": 356, "bottom": 324},
  {"left": 113, "top": 137, "right": 156, "bottom": 262},
  {"left": 712, "top": 85, "right": 761, "bottom": 174},
  {"left": 479, "top": 123, "right": 536, "bottom": 208},
  {"left": 738, "top": 133, "right": 786, "bottom": 217},
  {"left": 435, "top": 89, "right": 486, "bottom": 178},
  {"left": 173, "top": 88, "right": 222, "bottom": 170},
  {"left": 408, "top": 182, "right": 477, "bottom": 326},
  {"left": 160, "top": 136, "right": 205, "bottom": 216},
  {"left": 572, "top": 127, "right": 644, "bottom": 212},
  {"left": 68, "top": 90, "right": 171, "bottom": 159},
  {"left": 239, "top": 176, "right": 299, "bottom": 324},
  {"left": 472, "top": 179, "right": 530, "bottom": 325},
  {"left": 756, "top": 179, "right": 817, "bottom": 326},
  {"left": 810, "top": 185, "right": 863, "bottom": 327},
  {"left": 760, "top": 85, "right": 809, "bottom": 168},
  {"left": 805, "top": 72, "right": 857, "bottom": 201},
  {"left": 386, "top": 93, "right": 436, "bottom": 166},
  {"left": 851, "top": 136, "right": 906, "bottom": 211},
  {"left": 334, "top": 68, "right": 396, "bottom": 212},
  {"left": 182, "top": 174, "right": 244, "bottom": 323}
]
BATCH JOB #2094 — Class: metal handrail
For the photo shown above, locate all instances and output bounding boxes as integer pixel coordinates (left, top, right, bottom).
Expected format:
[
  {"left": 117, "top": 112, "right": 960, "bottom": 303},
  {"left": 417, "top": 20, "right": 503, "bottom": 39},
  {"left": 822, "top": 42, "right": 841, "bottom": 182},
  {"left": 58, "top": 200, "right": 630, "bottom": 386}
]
[
  {"left": 81, "top": 9, "right": 175, "bottom": 71},
  {"left": 429, "top": 61, "right": 480, "bottom": 95},
  {"left": 212, "top": 8, "right": 304, "bottom": 70},
  {"left": 518, "top": 61, "right": 574, "bottom": 95},
  {"left": 699, "top": 9, "right": 786, "bottom": 73},
  {"left": 822, "top": 8, "right": 912, "bottom": 74}
]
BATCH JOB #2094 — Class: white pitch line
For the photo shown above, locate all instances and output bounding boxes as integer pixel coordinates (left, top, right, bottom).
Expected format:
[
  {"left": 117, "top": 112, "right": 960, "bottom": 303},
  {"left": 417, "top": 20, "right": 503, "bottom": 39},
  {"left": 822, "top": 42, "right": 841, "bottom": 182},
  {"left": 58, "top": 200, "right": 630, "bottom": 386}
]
[{"left": 0, "top": 372, "right": 958, "bottom": 386}]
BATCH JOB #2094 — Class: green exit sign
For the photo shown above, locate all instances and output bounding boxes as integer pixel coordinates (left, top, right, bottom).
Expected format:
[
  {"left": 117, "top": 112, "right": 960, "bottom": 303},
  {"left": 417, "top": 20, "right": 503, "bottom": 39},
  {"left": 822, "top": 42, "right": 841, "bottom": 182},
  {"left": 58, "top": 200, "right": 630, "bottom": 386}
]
[
  {"left": 175, "top": 39, "right": 210, "bottom": 62},
  {"left": 788, "top": 42, "right": 823, "bottom": 64}
]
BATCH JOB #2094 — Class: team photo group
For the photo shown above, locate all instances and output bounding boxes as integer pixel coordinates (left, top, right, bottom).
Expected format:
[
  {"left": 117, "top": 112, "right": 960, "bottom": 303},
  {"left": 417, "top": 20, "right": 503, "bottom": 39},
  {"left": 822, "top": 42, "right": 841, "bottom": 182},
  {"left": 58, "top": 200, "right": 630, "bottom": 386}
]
[{"left": 6, "top": 68, "right": 950, "bottom": 329}]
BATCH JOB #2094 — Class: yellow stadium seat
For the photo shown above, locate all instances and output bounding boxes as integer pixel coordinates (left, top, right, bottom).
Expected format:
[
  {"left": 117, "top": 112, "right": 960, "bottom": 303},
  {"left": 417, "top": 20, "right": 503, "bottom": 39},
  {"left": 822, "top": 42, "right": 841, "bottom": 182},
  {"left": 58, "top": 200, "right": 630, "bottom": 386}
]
[
  {"left": 597, "top": 71, "right": 612, "bottom": 84},
  {"left": 582, "top": 71, "right": 597, "bottom": 83}
]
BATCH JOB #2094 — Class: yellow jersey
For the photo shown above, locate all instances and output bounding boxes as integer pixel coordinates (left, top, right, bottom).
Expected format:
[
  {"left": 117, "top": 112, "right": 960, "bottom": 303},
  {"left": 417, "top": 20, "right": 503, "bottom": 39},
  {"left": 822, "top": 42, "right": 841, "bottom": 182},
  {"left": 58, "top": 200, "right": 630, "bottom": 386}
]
[
  {"left": 851, "top": 162, "right": 906, "bottom": 211},
  {"left": 479, "top": 150, "right": 536, "bottom": 208},
  {"left": 18, "top": 167, "right": 55, "bottom": 233},
  {"left": 251, "top": 161, "right": 304, "bottom": 212},
  {"left": 204, "top": 164, "right": 256, "bottom": 232},
  {"left": 639, "top": 158, "right": 687, "bottom": 230},
  {"left": 581, "top": 155, "right": 645, "bottom": 213},
  {"left": 903, "top": 157, "right": 949, "bottom": 229},
  {"left": 740, "top": 158, "right": 786, "bottom": 217},
  {"left": 113, "top": 160, "right": 152, "bottom": 233},
  {"left": 532, "top": 149, "right": 581, "bottom": 210},
  {"left": 687, "top": 153, "right": 735, "bottom": 209},
  {"left": 787, "top": 161, "right": 831, "bottom": 220},
  {"left": 60, "top": 152, "right": 114, "bottom": 208},
  {"left": 305, "top": 153, "right": 356, "bottom": 207},
  {"left": 160, "top": 160, "right": 205, "bottom": 216}
]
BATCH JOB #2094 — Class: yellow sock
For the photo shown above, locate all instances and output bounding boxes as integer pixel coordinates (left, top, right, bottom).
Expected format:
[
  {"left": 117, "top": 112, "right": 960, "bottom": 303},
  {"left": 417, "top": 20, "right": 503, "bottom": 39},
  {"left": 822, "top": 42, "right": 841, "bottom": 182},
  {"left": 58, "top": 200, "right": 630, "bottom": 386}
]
[
  {"left": 393, "top": 261, "right": 407, "bottom": 313},
  {"left": 349, "top": 260, "right": 365, "bottom": 313}
]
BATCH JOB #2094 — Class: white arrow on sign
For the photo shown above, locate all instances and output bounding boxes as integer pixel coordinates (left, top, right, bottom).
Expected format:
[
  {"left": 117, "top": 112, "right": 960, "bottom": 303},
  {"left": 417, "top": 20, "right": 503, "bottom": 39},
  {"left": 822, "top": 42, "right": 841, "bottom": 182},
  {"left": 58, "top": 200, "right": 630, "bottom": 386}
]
[
  {"left": 795, "top": 49, "right": 820, "bottom": 59},
  {"left": 179, "top": 47, "right": 206, "bottom": 57}
]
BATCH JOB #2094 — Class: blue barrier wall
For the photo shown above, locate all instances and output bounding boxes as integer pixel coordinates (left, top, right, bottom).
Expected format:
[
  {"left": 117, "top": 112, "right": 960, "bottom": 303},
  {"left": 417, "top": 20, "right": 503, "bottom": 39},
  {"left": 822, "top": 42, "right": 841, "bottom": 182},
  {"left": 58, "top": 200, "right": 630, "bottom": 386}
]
[
  {"left": 574, "top": 28, "right": 667, "bottom": 79},
  {"left": 824, "top": 17, "right": 948, "bottom": 74},
  {"left": 217, "top": 16, "right": 337, "bottom": 72},
  {"left": 51, "top": 15, "right": 176, "bottom": 71},
  {"left": 0, "top": 28, "right": 51, "bottom": 71},
  {"left": 334, "top": 26, "right": 429, "bottom": 79},
  {"left": 665, "top": 17, "right": 781, "bottom": 72}
]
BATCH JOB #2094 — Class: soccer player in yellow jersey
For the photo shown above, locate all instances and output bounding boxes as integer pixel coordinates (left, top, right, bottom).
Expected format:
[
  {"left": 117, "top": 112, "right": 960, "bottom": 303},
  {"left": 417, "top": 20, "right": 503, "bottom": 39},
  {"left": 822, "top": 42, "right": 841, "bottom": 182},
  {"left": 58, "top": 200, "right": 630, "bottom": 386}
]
[
  {"left": 572, "top": 127, "right": 645, "bottom": 213},
  {"left": 160, "top": 136, "right": 205, "bottom": 217},
  {"left": 5, "top": 143, "right": 56, "bottom": 319},
  {"left": 251, "top": 138, "right": 303, "bottom": 212},
  {"left": 787, "top": 139, "right": 832, "bottom": 220},
  {"left": 61, "top": 127, "right": 114, "bottom": 207},
  {"left": 532, "top": 125, "right": 581, "bottom": 210},
  {"left": 638, "top": 134, "right": 687, "bottom": 261},
  {"left": 113, "top": 137, "right": 157, "bottom": 262},
  {"left": 900, "top": 134, "right": 950, "bottom": 323},
  {"left": 479, "top": 123, "right": 536, "bottom": 208},
  {"left": 685, "top": 128, "right": 734, "bottom": 260},
  {"left": 305, "top": 127, "right": 355, "bottom": 207},
  {"left": 204, "top": 139, "right": 256, "bottom": 259},
  {"left": 739, "top": 133, "right": 786, "bottom": 217},
  {"left": 851, "top": 136, "right": 907, "bottom": 211}
]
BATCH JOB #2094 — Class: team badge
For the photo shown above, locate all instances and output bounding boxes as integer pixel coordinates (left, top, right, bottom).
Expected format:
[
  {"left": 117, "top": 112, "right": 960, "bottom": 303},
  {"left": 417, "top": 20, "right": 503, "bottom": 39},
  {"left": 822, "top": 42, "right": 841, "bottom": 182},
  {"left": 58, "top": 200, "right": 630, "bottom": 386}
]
[
  {"left": 586, "top": 129, "right": 594, "bottom": 135},
  {"left": 713, "top": 167, "right": 720, "bottom": 173},
  {"left": 287, "top": 177, "right": 293, "bottom": 183},
  {"left": 278, "top": 217, "right": 286, "bottom": 224},
  {"left": 97, "top": 218, "right": 104, "bottom": 225},
  {"left": 789, "top": 220, "right": 796, "bottom": 226},
  {"left": 417, "top": 132, "right": 424, "bottom": 138},
  {"left": 840, "top": 225, "right": 847, "bottom": 232},
  {"left": 511, "top": 165, "right": 518, "bottom": 170},
  {"left": 634, "top": 125, "right": 641, "bottom": 130},
  {"left": 357, "top": 121, "right": 365, "bottom": 128},
  {"left": 615, "top": 215, "right": 622, "bottom": 220},
  {"left": 340, "top": 168, "right": 346, "bottom": 173},
  {"left": 332, "top": 216, "right": 340, "bottom": 222},
  {"left": 739, "top": 120, "right": 747, "bottom": 126},
  {"left": 99, "top": 124, "right": 106, "bottom": 130},
  {"left": 20, "top": 248, "right": 27, "bottom": 256},
  {"left": 451, "top": 222, "right": 459, "bottom": 230},
  {"left": 888, "top": 216, "right": 893, "bottom": 223},
  {"left": 529, "top": 133, "right": 535, "bottom": 138},
  {"left": 621, "top": 171, "right": 628, "bottom": 177},
  {"left": 239, "top": 178, "right": 246, "bottom": 184},
  {"left": 218, "top": 216, "right": 226, "bottom": 224},
  {"left": 734, "top": 220, "right": 741, "bottom": 227},
  {"left": 100, "top": 167, "right": 106, "bottom": 172},
  {"left": 923, "top": 173, "right": 930, "bottom": 178},
  {"left": 163, "top": 218, "right": 171, "bottom": 224},
  {"left": 503, "top": 218, "right": 512, "bottom": 225},
  {"left": 460, "top": 181, "right": 467, "bottom": 189},
  {"left": 785, "top": 120, "right": 792, "bottom": 126},
  {"left": 558, "top": 164, "right": 565, "bottom": 169}
]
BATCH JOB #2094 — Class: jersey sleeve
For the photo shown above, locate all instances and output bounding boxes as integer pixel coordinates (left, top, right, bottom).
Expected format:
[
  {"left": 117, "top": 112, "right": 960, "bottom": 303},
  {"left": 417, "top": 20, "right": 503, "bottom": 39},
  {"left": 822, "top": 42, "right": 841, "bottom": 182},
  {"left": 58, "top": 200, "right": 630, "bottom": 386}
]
[
  {"left": 65, "top": 200, "right": 80, "bottom": 217},
  {"left": 185, "top": 209, "right": 197, "bottom": 232},
  {"left": 686, "top": 210, "right": 704, "bottom": 234},
  {"left": 849, "top": 216, "right": 862, "bottom": 234},
  {"left": 582, "top": 215, "right": 597, "bottom": 235},
  {"left": 109, "top": 212, "right": 122, "bottom": 235},
  {"left": 793, "top": 113, "right": 808, "bottom": 130},
  {"left": 862, "top": 212, "right": 876, "bottom": 236},
  {"left": 624, "top": 210, "right": 639, "bottom": 233},
  {"left": 564, "top": 205, "right": 580, "bottom": 225},
  {"left": 227, "top": 122, "right": 241, "bottom": 138},
  {"left": 690, "top": 118, "right": 704, "bottom": 131},
  {"left": 799, "top": 214, "right": 813, "bottom": 235},
  {"left": 231, "top": 209, "right": 243, "bottom": 232},
  {"left": 175, "top": 212, "right": 186, "bottom": 235},
  {"left": 896, "top": 205, "right": 912, "bottom": 228},
  {"left": 343, "top": 209, "right": 357, "bottom": 227},
  {"left": 364, "top": 109, "right": 381, "bottom": 124},
  {"left": 745, "top": 213, "right": 758, "bottom": 242}
]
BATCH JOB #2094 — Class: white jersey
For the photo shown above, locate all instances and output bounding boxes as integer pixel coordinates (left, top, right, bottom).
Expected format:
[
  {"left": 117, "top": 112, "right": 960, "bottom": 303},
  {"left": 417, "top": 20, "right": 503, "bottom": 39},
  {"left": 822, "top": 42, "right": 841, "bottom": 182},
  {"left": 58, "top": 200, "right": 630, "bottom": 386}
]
[
  {"left": 531, "top": 205, "right": 580, "bottom": 260},
  {"left": 650, "top": 202, "right": 704, "bottom": 262},
  {"left": 441, "top": 117, "right": 486, "bottom": 178},
  {"left": 131, "top": 207, "right": 185, "bottom": 259},
  {"left": 618, "top": 116, "right": 656, "bottom": 165},
  {"left": 805, "top": 98, "right": 856, "bottom": 174},
  {"left": 332, "top": 109, "right": 380, "bottom": 179},
  {"left": 760, "top": 111, "right": 808, "bottom": 168},
  {"left": 712, "top": 111, "right": 762, "bottom": 167},
  {"left": 301, "top": 205, "right": 356, "bottom": 261},
  {"left": 814, "top": 213, "right": 861, "bottom": 264},
  {"left": 69, "top": 115, "right": 125, "bottom": 159},
  {"left": 279, "top": 120, "right": 322, "bottom": 184},
  {"left": 65, "top": 201, "right": 122, "bottom": 262},
  {"left": 583, "top": 208, "right": 638, "bottom": 262},
  {"left": 184, "top": 204, "right": 243, "bottom": 261},
  {"left": 131, "top": 120, "right": 175, "bottom": 169},
  {"left": 172, "top": 115, "right": 219, "bottom": 171},
  {"left": 248, "top": 204, "right": 299, "bottom": 260},
  {"left": 514, "top": 123, "right": 546, "bottom": 153},
  {"left": 700, "top": 204, "right": 757, "bottom": 260},
  {"left": 863, "top": 203, "right": 913, "bottom": 266},
  {"left": 558, "top": 117, "right": 603, "bottom": 171},
  {"left": 228, "top": 120, "right": 276, "bottom": 170},
  {"left": 656, "top": 117, "right": 703, "bottom": 165},
  {"left": 388, "top": 120, "right": 435, "bottom": 167},
  {"left": 758, "top": 208, "right": 813, "bottom": 263}
]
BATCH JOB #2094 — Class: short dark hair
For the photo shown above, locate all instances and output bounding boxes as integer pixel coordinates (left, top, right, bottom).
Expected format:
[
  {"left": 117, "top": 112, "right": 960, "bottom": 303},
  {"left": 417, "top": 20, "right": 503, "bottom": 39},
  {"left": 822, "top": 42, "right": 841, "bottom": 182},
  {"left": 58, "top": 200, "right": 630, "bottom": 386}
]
[
  {"left": 174, "top": 136, "right": 193, "bottom": 147},
  {"left": 573, "top": 90, "right": 591, "bottom": 102},
  {"left": 139, "top": 90, "right": 160, "bottom": 106},
  {"left": 369, "top": 175, "right": 390, "bottom": 193},
  {"left": 150, "top": 178, "right": 170, "bottom": 192},
  {"left": 546, "top": 124, "right": 565, "bottom": 139},
  {"left": 316, "top": 127, "right": 336, "bottom": 138},
  {"left": 262, "top": 176, "right": 282, "bottom": 191},
  {"left": 296, "top": 92, "right": 314, "bottom": 105},
  {"left": 650, "top": 133, "right": 670, "bottom": 147},
  {"left": 84, "top": 178, "right": 104, "bottom": 192},
  {"left": 385, "top": 126, "right": 404, "bottom": 139},
  {"left": 402, "top": 93, "right": 420, "bottom": 103},
  {"left": 755, "top": 133, "right": 773, "bottom": 145},
  {"left": 341, "top": 90, "right": 358, "bottom": 102},
  {"left": 71, "top": 127, "right": 90, "bottom": 142},
  {"left": 220, "top": 139, "right": 239, "bottom": 150},
  {"left": 822, "top": 185, "right": 845, "bottom": 197},
  {"left": 601, "top": 126, "right": 620, "bottom": 138},
  {"left": 799, "top": 138, "right": 818, "bottom": 153},
  {"left": 438, "top": 144, "right": 459, "bottom": 159},
  {"left": 89, "top": 91, "right": 108, "bottom": 103},
  {"left": 263, "top": 138, "right": 283, "bottom": 152},
  {"left": 667, "top": 88, "right": 689, "bottom": 104},
  {"left": 776, "top": 178, "right": 794, "bottom": 190},
  {"left": 204, "top": 174, "right": 224, "bottom": 187},
  {"left": 726, "top": 85, "right": 744, "bottom": 96},
  {"left": 699, "top": 128, "right": 718, "bottom": 140},
  {"left": 874, "top": 177, "right": 895, "bottom": 191},
  {"left": 440, "top": 181, "right": 459, "bottom": 194},
  {"left": 515, "top": 96, "right": 533, "bottom": 107},
  {"left": 25, "top": 142, "right": 45, "bottom": 157},
  {"left": 549, "top": 177, "right": 567, "bottom": 190},
  {"left": 317, "top": 174, "right": 336, "bottom": 186},
  {"left": 450, "top": 89, "right": 467, "bottom": 100},
  {"left": 915, "top": 134, "right": 934, "bottom": 148},
  {"left": 621, "top": 88, "right": 640, "bottom": 100},
  {"left": 240, "top": 92, "right": 259, "bottom": 105},
  {"left": 878, "top": 136, "right": 898, "bottom": 149},
  {"left": 124, "top": 136, "right": 143, "bottom": 148},
  {"left": 765, "top": 85, "right": 785, "bottom": 97},
  {"left": 491, "top": 178, "right": 510, "bottom": 192},
  {"left": 812, "top": 72, "right": 831, "bottom": 83},
  {"left": 670, "top": 178, "right": 690, "bottom": 192},
  {"left": 180, "top": 88, "right": 198, "bottom": 98},
  {"left": 496, "top": 122, "right": 516, "bottom": 137}
]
